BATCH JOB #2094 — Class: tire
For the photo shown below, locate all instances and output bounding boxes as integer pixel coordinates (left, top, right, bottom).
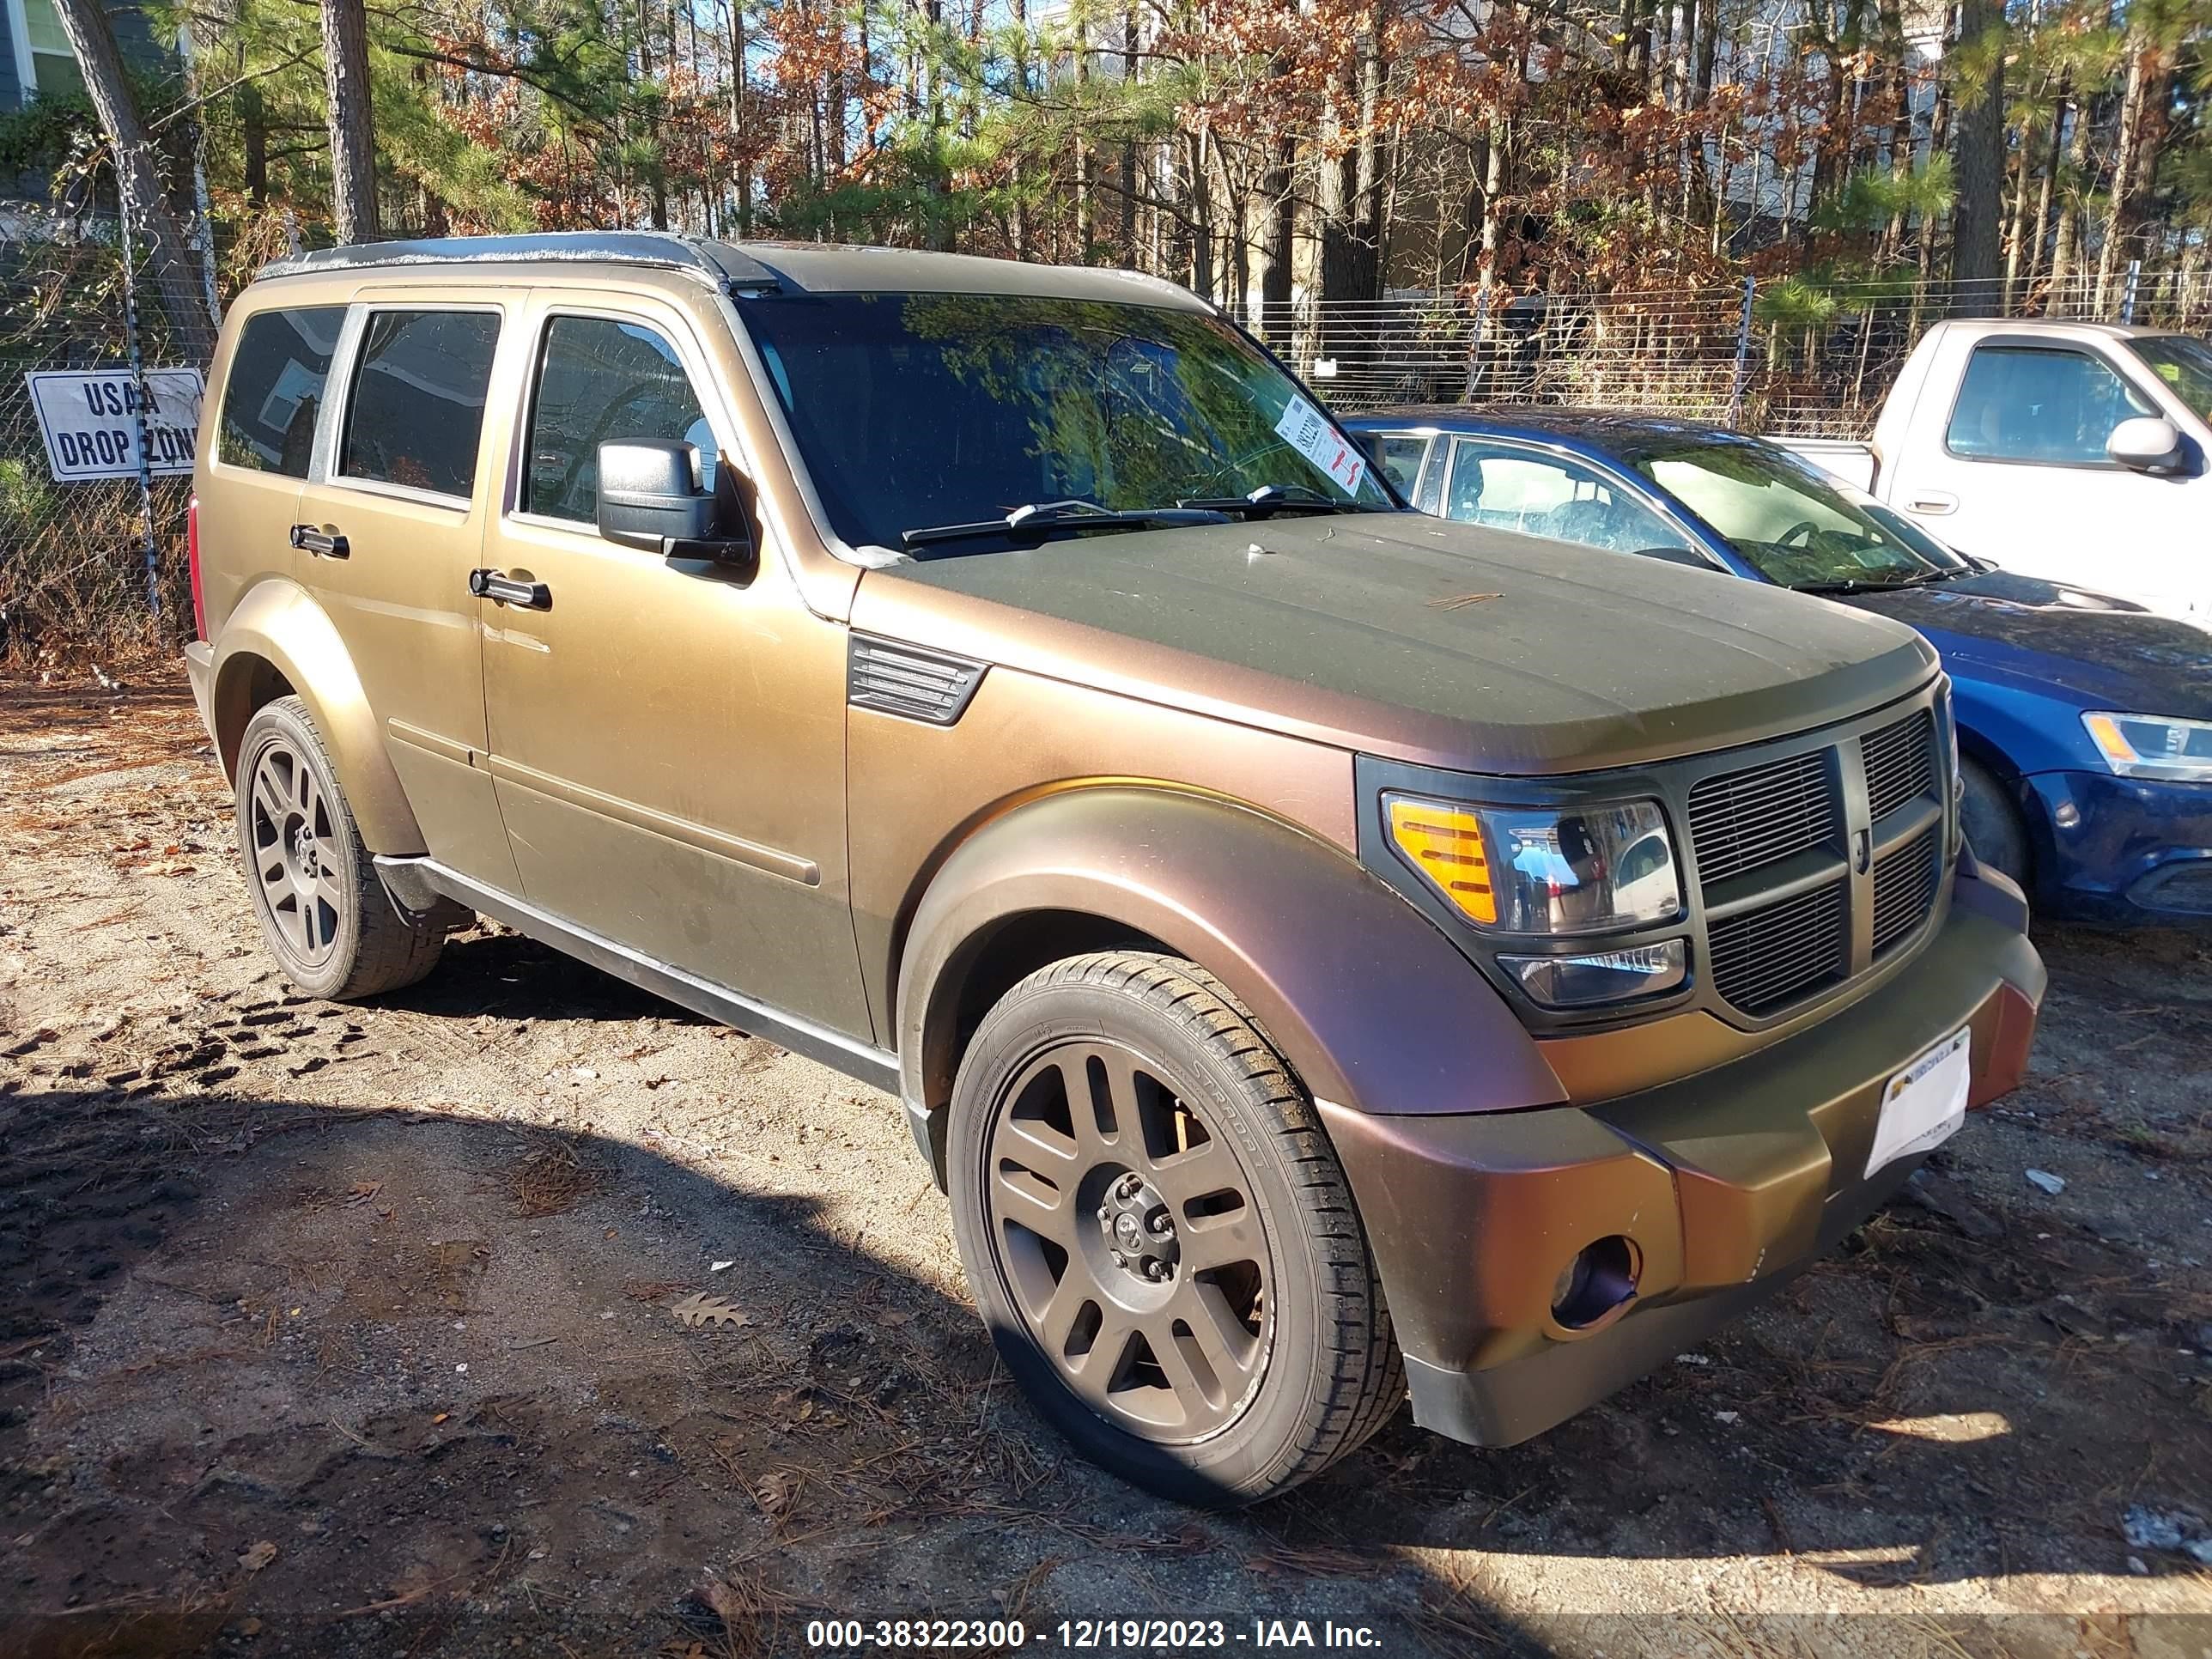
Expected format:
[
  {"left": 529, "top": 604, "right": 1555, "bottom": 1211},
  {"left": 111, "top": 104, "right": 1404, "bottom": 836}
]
[
  {"left": 1959, "top": 757, "right": 2030, "bottom": 888},
  {"left": 945, "top": 951, "right": 1403, "bottom": 1507},
  {"left": 233, "top": 696, "right": 447, "bottom": 1000}
]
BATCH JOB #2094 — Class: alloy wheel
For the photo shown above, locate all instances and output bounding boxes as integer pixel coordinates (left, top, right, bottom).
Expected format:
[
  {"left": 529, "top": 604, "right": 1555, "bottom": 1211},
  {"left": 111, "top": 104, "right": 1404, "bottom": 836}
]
[
  {"left": 247, "top": 738, "right": 344, "bottom": 968},
  {"left": 984, "top": 1040, "right": 1273, "bottom": 1443}
]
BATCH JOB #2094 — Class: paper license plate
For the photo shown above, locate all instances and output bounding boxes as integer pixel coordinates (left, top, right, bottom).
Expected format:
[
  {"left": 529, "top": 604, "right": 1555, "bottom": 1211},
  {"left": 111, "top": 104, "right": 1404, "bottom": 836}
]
[{"left": 1864, "top": 1026, "right": 1972, "bottom": 1178}]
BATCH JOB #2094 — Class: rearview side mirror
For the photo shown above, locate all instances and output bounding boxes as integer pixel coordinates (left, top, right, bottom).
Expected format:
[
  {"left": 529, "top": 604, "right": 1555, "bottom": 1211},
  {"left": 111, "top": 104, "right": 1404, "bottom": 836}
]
[
  {"left": 2106, "top": 416, "right": 2186, "bottom": 476},
  {"left": 596, "top": 440, "right": 756, "bottom": 565}
]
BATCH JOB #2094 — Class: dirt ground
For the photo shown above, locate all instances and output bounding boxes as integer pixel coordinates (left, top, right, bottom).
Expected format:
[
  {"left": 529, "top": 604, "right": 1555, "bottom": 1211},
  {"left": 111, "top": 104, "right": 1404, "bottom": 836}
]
[{"left": 3, "top": 672, "right": 2210, "bottom": 1659}]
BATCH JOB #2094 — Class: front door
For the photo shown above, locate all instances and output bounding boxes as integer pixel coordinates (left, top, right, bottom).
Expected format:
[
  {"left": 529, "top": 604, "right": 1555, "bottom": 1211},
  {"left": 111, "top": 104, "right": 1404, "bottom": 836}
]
[
  {"left": 291, "top": 295, "right": 520, "bottom": 887},
  {"left": 1885, "top": 336, "right": 2209, "bottom": 621},
  {"left": 475, "top": 291, "right": 868, "bottom": 1038}
]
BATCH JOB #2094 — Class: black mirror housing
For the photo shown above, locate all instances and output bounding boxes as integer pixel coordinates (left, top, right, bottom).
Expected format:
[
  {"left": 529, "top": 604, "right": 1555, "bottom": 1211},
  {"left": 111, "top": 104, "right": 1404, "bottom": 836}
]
[{"left": 596, "top": 440, "right": 755, "bottom": 566}]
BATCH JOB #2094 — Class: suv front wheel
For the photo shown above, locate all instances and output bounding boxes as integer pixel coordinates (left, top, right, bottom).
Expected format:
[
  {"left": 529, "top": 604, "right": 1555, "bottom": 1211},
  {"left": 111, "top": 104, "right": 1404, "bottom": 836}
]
[
  {"left": 233, "top": 696, "right": 448, "bottom": 1000},
  {"left": 946, "top": 951, "right": 1403, "bottom": 1506}
]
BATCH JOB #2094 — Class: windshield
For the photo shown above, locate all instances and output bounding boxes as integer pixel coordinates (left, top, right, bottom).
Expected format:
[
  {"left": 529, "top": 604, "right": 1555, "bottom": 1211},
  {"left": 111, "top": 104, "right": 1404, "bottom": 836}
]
[
  {"left": 735, "top": 292, "right": 1392, "bottom": 554},
  {"left": 1627, "top": 441, "right": 1960, "bottom": 588},
  {"left": 2130, "top": 336, "right": 2212, "bottom": 422}
]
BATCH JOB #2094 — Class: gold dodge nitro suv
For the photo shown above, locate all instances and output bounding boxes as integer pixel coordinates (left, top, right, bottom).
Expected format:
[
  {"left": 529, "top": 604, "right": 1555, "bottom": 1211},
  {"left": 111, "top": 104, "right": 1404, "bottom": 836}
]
[{"left": 185, "top": 233, "right": 2045, "bottom": 1506}]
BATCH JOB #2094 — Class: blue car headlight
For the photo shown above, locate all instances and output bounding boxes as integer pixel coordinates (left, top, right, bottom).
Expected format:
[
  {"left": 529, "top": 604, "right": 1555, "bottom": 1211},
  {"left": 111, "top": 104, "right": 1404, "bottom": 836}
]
[{"left": 2081, "top": 712, "right": 2212, "bottom": 782}]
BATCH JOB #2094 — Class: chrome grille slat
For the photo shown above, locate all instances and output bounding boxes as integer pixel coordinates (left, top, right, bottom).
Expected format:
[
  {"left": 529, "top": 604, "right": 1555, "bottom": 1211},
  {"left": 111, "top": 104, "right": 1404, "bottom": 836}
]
[
  {"left": 1684, "top": 697, "right": 1948, "bottom": 1020},
  {"left": 1863, "top": 709, "right": 1936, "bottom": 822},
  {"left": 1872, "top": 829, "right": 1941, "bottom": 957},
  {"left": 1707, "top": 882, "right": 1848, "bottom": 1013},
  {"left": 1686, "top": 750, "right": 1838, "bottom": 885}
]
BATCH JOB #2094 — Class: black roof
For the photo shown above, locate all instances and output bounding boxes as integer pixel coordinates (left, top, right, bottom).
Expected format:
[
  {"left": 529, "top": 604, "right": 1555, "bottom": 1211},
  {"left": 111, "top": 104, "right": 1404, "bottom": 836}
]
[{"left": 259, "top": 232, "right": 785, "bottom": 290}]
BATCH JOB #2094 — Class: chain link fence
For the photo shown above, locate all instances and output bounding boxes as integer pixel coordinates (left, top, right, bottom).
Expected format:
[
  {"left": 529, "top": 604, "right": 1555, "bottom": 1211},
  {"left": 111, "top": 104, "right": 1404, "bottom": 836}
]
[
  {"left": 2, "top": 209, "right": 204, "bottom": 667},
  {"left": 4, "top": 219, "right": 2208, "bottom": 668}
]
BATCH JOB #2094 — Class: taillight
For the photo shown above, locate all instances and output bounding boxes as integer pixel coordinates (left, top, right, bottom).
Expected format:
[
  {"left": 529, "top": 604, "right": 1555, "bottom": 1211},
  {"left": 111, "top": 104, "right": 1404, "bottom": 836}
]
[{"left": 187, "top": 494, "right": 207, "bottom": 641}]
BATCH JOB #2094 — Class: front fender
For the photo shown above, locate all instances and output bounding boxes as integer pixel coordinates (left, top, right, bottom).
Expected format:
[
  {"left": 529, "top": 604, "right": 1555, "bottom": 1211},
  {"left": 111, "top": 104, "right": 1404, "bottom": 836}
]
[
  {"left": 896, "top": 786, "right": 1565, "bottom": 1137},
  {"left": 210, "top": 579, "right": 426, "bottom": 856}
]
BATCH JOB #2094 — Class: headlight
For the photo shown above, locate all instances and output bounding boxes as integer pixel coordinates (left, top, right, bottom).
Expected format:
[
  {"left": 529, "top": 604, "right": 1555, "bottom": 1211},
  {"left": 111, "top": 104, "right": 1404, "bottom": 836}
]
[
  {"left": 2081, "top": 712, "right": 2212, "bottom": 781},
  {"left": 1382, "top": 793, "right": 1682, "bottom": 935},
  {"left": 1498, "top": 941, "right": 1688, "bottom": 1008}
]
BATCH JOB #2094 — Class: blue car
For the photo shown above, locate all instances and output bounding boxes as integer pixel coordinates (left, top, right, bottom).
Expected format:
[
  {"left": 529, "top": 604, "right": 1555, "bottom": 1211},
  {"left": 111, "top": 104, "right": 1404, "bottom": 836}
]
[{"left": 1346, "top": 408, "right": 2212, "bottom": 926}]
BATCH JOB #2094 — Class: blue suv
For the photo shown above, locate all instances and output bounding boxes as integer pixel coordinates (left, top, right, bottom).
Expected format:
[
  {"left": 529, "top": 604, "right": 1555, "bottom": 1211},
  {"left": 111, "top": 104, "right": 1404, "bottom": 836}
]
[{"left": 1349, "top": 409, "right": 2212, "bottom": 926}]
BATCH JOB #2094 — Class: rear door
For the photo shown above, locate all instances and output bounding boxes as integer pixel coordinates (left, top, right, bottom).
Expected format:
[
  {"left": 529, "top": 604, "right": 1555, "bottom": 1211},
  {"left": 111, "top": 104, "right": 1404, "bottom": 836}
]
[
  {"left": 1884, "top": 335, "right": 2207, "bottom": 618},
  {"left": 290, "top": 293, "right": 520, "bottom": 886}
]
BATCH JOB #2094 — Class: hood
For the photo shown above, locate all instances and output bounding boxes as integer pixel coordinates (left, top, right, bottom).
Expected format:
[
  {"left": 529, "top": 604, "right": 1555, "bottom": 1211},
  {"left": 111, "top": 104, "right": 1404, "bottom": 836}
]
[
  {"left": 848, "top": 513, "right": 1937, "bottom": 775},
  {"left": 1838, "top": 568, "right": 2212, "bottom": 718}
]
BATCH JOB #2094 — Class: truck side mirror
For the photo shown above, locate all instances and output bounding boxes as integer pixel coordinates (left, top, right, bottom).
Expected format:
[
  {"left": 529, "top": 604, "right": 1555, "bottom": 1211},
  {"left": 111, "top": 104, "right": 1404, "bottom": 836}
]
[
  {"left": 2106, "top": 416, "right": 2185, "bottom": 476},
  {"left": 597, "top": 440, "right": 757, "bottom": 566}
]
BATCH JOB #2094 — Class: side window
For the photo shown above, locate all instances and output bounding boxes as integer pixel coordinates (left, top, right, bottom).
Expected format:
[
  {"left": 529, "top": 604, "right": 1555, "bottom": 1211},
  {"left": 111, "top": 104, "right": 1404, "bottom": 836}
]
[
  {"left": 339, "top": 310, "right": 501, "bottom": 499},
  {"left": 1444, "top": 440, "right": 1692, "bottom": 556},
  {"left": 525, "top": 316, "right": 715, "bottom": 525},
  {"left": 1945, "top": 345, "right": 2154, "bottom": 465},
  {"left": 1374, "top": 434, "right": 1430, "bottom": 496},
  {"left": 216, "top": 307, "right": 345, "bottom": 477}
]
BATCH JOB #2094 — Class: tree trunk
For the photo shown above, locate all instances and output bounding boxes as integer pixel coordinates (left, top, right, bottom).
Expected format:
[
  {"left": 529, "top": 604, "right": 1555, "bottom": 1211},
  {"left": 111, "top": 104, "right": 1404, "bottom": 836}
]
[
  {"left": 1010, "top": 0, "right": 1029, "bottom": 258},
  {"left": 731, "top": 0, "right": 752, "bottom": 235},
  {"left": 321, "top": 0, "right": 379, "bottom": 242},
  {"left": 240, "top": 79, "right": 269, "bottom": 209},
  {"left": 1255, "top": 133, "right": 1295, "bottom": 343},
  {"left": 1948, "top": 0, "right": 2004, "bottom": 313},
  {"left": 49, "top": 0, "right": 216, "bottom": 362},
  {"left": 2047, "top": 83, "right": 2091, "bottom": 311},
  {"left": 2095, "top": 31, "right": 2169, "bottom": 316}
]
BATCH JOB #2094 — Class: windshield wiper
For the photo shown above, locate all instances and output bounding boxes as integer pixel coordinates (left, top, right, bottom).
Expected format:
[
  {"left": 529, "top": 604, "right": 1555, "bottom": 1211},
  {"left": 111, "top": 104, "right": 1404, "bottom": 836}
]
[
  {"left": 1789, "top": 572, "right": 1944, "bottom": 595},
  {"left": 901, "top": 500, "right": 1230, "bottom": 550},
  {"left": 1176, "top": 483, "right": 1358, "bottom": 517}
]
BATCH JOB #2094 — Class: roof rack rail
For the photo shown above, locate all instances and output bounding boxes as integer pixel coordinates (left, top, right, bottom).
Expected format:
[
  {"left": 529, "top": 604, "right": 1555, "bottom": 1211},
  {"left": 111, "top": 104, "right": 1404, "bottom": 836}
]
[{"left": 259, "top": 232, "right": 783, "bottom": 291}]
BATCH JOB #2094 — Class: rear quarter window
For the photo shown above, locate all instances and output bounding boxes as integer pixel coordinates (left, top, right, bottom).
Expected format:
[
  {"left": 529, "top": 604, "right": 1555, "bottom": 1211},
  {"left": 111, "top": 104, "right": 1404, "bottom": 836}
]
[{"left": 216, "top": 307, "right": 346, "bottom": 477}]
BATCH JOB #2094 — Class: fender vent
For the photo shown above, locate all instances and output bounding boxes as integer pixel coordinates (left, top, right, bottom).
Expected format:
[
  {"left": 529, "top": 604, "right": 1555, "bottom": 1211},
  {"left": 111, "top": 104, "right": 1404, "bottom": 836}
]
[{"left": 848, "top": 635, "right": 987, "bottom": 725}]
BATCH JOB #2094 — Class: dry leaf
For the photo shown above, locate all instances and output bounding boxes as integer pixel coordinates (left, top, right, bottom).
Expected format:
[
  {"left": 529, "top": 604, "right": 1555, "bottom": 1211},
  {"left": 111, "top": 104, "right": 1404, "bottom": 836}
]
[
  {"left": 1427, "top": 591, "right": 1504, "bottom": 611},
  {"left": 670, "top": 1292, "right": 751, "bottom": 1330},
  {"left": 238, "top": 1540, "right": 278, "bottom": 1572},
  {"left": 343, "top": 1180, "right": 383, "bottom": 1206},
  {"left": 752, "top": 1470, "right": 802, "bottom": 1518}
]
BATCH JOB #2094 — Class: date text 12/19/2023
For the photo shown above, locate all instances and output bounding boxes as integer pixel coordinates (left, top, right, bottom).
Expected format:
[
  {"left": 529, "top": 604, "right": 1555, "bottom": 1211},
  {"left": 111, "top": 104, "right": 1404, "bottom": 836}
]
[{"left": 804, "top": 1619, "right": 1386, "bottom": 1650}]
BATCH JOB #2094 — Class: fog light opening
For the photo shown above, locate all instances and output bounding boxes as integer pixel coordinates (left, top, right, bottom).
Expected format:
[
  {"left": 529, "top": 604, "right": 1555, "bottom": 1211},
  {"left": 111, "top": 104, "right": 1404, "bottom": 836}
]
[{"left": 1551, "top": 1236, "right": 1640, "bottom": 1330}]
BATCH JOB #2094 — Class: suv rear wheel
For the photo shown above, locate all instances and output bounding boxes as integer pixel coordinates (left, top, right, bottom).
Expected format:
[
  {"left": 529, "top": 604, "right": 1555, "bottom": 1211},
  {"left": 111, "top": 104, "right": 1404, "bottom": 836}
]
[
  {"left": 946, "top": 951, "right": 1402, "bottom": 1506},
  {"left": 234, "top": 696, "right": 447, "bottom": 1000}
]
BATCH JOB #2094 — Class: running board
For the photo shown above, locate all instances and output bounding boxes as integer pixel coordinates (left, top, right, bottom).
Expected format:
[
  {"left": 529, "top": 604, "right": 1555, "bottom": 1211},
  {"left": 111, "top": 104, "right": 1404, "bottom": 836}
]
[{"left": 374, "top": 855, "right": 900, "bottom": 1096}]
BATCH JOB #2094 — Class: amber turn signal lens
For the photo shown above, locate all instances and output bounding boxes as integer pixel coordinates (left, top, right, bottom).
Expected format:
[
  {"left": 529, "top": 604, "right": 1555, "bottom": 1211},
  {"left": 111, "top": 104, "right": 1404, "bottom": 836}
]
[{"left": 1384, "top": 796, "right": 1497, "bottom": 924}]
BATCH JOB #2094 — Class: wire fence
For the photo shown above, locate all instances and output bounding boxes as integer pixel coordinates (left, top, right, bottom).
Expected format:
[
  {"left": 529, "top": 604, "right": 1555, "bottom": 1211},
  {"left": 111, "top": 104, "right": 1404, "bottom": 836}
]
[
  {"left": 4, "top": 218, "right": 2209, "bottom": 665},
  {"left": 2, "top": 211, "right": 201, "bottom": 666},
  {"left": 1249, "top": 269, "right": 2212, "bottom": 434}
]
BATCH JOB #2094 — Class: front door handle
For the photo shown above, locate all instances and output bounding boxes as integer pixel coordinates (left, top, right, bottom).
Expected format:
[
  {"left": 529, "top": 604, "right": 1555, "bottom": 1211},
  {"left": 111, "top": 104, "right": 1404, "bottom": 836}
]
[
  {"left": 1905, "top": 491, "right": 1959, "bottom": 516},
  {"left": 289, "top": 523, "right": 349, "bottom": 558},
  {"left": 468, "top": 568, "right": 552, "bottom": 610}
]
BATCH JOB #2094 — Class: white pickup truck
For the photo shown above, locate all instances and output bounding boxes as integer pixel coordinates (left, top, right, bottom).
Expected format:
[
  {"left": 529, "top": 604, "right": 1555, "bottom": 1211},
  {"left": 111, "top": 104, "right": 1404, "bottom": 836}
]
[{"left": 1778, "top": 319, "right": 2212, "bottom": 623}]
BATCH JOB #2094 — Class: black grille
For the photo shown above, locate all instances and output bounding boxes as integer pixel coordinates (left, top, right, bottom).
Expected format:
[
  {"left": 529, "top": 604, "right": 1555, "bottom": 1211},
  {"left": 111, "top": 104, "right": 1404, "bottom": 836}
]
[
  {"left": 1872, "top": 829, "right": 1941, "bottom": 956},
  {"left": 1686, "top": 749, "right": 1838, "bottom": 884},
  {"left": 1862, "top": 709, "right": 1936, "bottom": 823},
  {"left": 1709, "top": 881, "right": 1850, "bottom": 1014},
  {"left": 848, "top": 635, "right": 987, "bottom": 725}
]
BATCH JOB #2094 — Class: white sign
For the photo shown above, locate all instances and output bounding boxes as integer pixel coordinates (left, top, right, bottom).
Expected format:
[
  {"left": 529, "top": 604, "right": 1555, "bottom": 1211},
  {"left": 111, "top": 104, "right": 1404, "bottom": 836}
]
[
  {"left": 24, "top": 368, "right": 205, "bottom": 482},
  {"left": 1274, "top": 392, "right": 1366, "bottom": 496},
  {"left": 1864, "top": 1025, "right": 1972, "bottom": 1177}
]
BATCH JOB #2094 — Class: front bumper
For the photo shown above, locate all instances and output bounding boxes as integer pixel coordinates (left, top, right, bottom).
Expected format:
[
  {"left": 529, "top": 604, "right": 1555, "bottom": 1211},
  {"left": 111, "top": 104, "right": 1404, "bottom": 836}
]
[
  {"left": 2021, "top": 769, "right": 2212, "bottom": 925},
  {"left": 1321, "top": 876, "right": 2043, "bottom": 1449}
]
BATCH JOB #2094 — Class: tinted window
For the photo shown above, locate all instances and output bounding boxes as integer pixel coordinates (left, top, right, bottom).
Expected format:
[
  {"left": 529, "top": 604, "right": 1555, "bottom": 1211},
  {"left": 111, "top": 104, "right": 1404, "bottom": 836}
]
[
  {"left": 1946, "top": 344, "right": 2153, "bottom": 464},
  {"left": 526, "top": 317, "right": 714, "bottom": 524},
  {"left": 340, "top": 311, "right": 501, "bottom": 498},
  {"left": 1444, "top": 440, "right": 1691, "bottom": 556},
  {"left": 217, "top": 307, "right": 344, "bottom": 477},
  {"left": 1375, "top": 434, "right": 1430, "bottom": 495}
]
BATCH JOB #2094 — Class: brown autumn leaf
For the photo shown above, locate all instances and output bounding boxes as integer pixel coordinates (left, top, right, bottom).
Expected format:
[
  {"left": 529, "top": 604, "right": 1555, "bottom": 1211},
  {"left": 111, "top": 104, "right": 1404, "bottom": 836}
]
[
  {"left": 238, "top": 1540, "right": 278, "bottom": 1572},
  {"left": 1427, "top": 591, "right": 1504, "bottom": 611}
]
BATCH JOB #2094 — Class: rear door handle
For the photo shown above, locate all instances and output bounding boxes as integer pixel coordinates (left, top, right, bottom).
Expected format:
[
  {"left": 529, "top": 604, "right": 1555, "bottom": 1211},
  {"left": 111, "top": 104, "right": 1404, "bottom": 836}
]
[
  {"left": 1905, "top": 491, "right": 1959, "bottom": 516},
  {"left": 468, "top": 568, "right": 552, "bottom": 610},
  {"left": 289, "top": 524, "right": 349, "bottom": 558}
]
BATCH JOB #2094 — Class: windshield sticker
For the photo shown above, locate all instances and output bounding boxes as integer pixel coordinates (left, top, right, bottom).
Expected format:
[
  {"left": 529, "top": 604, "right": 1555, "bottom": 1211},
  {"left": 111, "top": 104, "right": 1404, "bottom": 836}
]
[{"left": 1275, "top": 394, "right": 1365, "bottom": 495}]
